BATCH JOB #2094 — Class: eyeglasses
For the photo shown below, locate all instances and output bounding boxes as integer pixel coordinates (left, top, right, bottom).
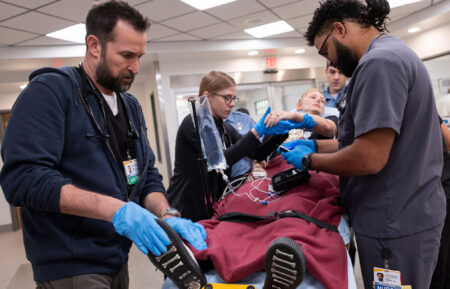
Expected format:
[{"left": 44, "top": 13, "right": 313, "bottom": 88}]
[
  {"left": 211, "top": 93, "right": 239, "bottom": 105},
  {"left": 318, "top": 26, "right": 334, "bottom": 57}
]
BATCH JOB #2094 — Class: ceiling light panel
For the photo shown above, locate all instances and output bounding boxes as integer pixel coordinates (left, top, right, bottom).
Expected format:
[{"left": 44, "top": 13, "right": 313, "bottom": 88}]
[
  {"left": 46, "top": 23, "right": 86, "bottom": 44},
  {"left": 388, "top": 0, "right": 422, "bottom": 8},
  {"left": 244, "top": 21, "right": 294, "bottom": 38},
  {"left": 179, "top": 0, "right": 237, "bottom": 10}
]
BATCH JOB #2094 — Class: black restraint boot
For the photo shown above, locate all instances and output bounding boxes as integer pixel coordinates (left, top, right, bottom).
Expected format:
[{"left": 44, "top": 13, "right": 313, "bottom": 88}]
[
  {"left": 147, "top": 219, "right": 207, "bottom": 289},
  {"left": 263, "top": 237, "right": 306, "bottom": 289}
]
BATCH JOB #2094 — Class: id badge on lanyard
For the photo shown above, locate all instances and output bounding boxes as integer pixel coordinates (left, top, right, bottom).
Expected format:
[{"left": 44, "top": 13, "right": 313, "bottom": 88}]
[{"left": 123, "top": 159, "right": 139, "bottom": 185}]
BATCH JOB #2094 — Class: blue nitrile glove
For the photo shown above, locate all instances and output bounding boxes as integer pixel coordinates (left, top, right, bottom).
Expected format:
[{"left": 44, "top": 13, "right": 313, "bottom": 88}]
[
  {"left": 287, "top": 113, "right": 317, "bottom": 129},
  {"left": 281, "top": 145, "right": 313, "bottom": 170},
  {"left": 254, "top": 106, "right": 294, "bottom": 136},
  {"left": 280, "top": 139, "right": 316, "bottom": 152},
  {"left": 165, "top": 217, "right": 208, "bottom": 251},
  {"left": 112, "top": 202, "right": 170, "bottom": 256},
  {"left": 254, "top": 106, "right": 272, "bottom": 136}
]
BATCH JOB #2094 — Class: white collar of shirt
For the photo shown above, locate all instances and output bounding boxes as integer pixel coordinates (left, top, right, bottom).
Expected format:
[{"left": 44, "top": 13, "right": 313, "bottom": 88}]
[{"left": 102, "top": 92, "right": 118, "bottom": 116}]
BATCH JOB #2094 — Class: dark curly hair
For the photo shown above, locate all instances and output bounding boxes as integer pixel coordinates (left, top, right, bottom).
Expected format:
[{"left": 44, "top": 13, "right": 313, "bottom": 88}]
[
  {"left": 305, "top": 0, "right": 390, "bottom": 46},
  {"left": 86, "top": 0, "right": 150, "bottom": 47}
]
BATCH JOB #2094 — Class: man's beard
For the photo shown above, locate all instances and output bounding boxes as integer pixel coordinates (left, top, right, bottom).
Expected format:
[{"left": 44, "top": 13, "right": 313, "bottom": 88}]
[
  {"left": 95, "top": 55, "right": 134, "bottom": 93},
  {"left": 333, "top": 38, "right": 359, "bottom": 78}
]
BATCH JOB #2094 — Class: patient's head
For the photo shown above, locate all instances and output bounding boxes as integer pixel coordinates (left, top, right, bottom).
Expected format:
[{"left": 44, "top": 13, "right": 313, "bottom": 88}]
[
  {"left": 296, "top": 88, "right": 325, "bottom": 116},
  {"left": 199, "top": 71, "right": 237, "bottom": 120}
]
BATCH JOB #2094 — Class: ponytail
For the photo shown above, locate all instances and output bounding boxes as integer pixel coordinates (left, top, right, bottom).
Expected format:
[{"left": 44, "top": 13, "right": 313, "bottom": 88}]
[{"left": 360, "top": 0, "right": 390, "bottom": 31}]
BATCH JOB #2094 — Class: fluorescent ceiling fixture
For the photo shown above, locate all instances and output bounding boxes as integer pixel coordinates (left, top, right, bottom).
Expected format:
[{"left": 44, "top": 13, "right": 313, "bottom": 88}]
[
  {"left": 295, "top": 48, "right": 306, "bottom": 54},
  {"left": 248, "top": 50, "right": 259, "bottom": 56},
  {"left": 388, "top": 0, "right": 422, "bottom": 8},
  {"left": 46, "top": 23, "right": 86, "bottom": 43},
  {"left": 245, "top": 21, "right": 294, "bottom": 38},
  {"left": 408, "top": 27, "right": 421, "bottom": 33},
  {"left": 179, "top": 0, "right": 237, "bottom": 10},
  {"left": 20, "top": 83, "right": 27, "bottom": 90}
]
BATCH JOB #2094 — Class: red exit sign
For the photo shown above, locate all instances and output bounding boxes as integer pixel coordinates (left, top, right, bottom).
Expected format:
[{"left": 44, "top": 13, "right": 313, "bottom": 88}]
[{"left": 265, "top": 57, "right": 277, "bottom": 69}]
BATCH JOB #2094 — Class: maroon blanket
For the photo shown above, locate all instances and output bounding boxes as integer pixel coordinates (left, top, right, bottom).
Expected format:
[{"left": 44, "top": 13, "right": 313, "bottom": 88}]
[{"left": 189, "top": 156, "right": 348, "bottom": 289}]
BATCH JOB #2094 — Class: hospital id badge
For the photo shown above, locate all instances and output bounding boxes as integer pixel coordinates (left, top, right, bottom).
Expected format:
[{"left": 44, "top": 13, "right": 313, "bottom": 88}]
[
  {"left": 123, "top": 159, "right": 139, "bottom": 185},
  {"left": 374, "top": 267, "right": 401, "bottom": 289}
]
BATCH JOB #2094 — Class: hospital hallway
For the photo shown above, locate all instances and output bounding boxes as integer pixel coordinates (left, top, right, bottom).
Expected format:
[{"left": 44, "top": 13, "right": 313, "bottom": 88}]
[{"left": 0, "top": 229, "right": 365, "bottom": 289}]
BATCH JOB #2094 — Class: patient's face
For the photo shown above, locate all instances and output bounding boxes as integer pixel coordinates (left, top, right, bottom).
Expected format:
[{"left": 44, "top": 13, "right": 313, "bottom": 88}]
[{"left": 297, "top": 91, "right": 325, "bottom": 115}]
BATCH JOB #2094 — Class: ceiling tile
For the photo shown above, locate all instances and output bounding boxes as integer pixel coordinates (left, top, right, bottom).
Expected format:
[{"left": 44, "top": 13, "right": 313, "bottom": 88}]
[
  {"left": 266, "top": 30, "right": 302, "bottom": 38},
  {"left": 207, "top": 0, "right": 265, "bottom": 21},
  {"left": 135, "top": 0, "right": 195, "bottom": 22},
  {"left": 0, "top": 2, "right": 27, "bottom": 22},
  {"left": 212, "top": 31, "right": 255, "bottom": 40},
  {"left": 389, "top": 0, "right": 432, "bottom": 21},
  {"left": 162, "top": 11, "right": 219, "bottom": 32},
  {"left": 1, "top": 11, "right": 75, "bottom": 35},
  {"left": 1, "top": 0, "right": 55, "bottom": 9},
  {"left": 37, "top": 0, "right": 94, "bottom": 23},
  {"left": 286, "top": 14, "right": 310, "bottom": 30},
  {"left": 257, "top": 0, "right": 299, "bottom": 8},
  {"left": 0, "top": 26, "right": 38, "bottom": 45},
  {"left": 127, "top": 0, "right": 152, "bottom": 5},
  {"left": 272, "top": 0, "right": 319, "bottom": 19},
  {"left": 190, "top": 22, "right": 238, "bottom": 39},
  {"left": 152, "top": 33, "right": 201, "bottom": 42},
  {"left": 228, "top": 11, "right": 281, "bottom": 29},
  {"left": 17, "top": 36, "right": 78, "bottom": 46},
  {"left": 147, "top": 23, "right": 178, "bottom": 40}
]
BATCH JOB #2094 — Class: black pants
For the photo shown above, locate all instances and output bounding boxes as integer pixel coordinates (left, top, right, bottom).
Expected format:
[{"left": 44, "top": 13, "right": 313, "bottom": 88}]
[
  {"left": 36, "top": 264, "right": 129, "bottom": 289},
  {"left": 430, "top": 199, "right": 450, "bottom": 289}
]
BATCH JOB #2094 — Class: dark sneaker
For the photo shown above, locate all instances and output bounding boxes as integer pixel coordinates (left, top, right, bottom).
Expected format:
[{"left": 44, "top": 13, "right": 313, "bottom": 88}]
[
  {"left": 148, "top": 219, "right": 207, "bottom": 289},
  {"left": 263, "top": 237, "right": 306, "bottom": 289}
]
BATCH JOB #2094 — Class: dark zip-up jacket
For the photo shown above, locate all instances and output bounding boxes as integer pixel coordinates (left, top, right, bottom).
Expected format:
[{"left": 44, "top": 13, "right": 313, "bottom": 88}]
[{"left": 0, "top": 66, "right": 165, "bottom": 281}]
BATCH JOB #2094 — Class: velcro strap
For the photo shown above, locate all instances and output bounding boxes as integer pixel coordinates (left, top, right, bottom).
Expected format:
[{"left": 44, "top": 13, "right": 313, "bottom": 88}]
[{"left": 216, "top": 210, "right": 338, "bottom": 233}]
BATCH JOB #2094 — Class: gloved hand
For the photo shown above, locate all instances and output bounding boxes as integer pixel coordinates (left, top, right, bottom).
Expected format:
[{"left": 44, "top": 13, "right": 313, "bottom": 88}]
[
  {"left": 164, "top": 217, "right": 208, "bottom": 251},
  {"left": 112, "top": 202, "right": 170, "bottom": 256},
  {"left": 254, "top": 107, "right": 294, "bottom": 136},
  {"left": 280, "top": 139, "right": 316, "bottom": 152},
  {"left": 287, "top": 113, "right": 317, "bottom": 129},
  {"left": 281, "top": 145, "right": 314, "bottom": 170}
]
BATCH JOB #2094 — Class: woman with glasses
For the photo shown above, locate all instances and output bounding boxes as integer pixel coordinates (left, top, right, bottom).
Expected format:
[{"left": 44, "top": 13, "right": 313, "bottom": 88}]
[{"left": 167, "top": 71, "right": 290, "bottom": 222}]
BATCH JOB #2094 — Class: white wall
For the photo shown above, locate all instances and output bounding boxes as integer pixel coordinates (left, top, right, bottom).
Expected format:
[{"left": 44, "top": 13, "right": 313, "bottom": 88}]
[
  {"left": 404, "top": 23, "right": 450, "bottom": 60},
  {"left": 0, "top": 144, "right": 13, "bottom": 229}
]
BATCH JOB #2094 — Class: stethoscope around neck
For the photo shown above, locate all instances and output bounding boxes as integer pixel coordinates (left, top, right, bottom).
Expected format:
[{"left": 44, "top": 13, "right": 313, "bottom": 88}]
[{"left": 77, "top": 63, "right": 139, "bottom": 140}]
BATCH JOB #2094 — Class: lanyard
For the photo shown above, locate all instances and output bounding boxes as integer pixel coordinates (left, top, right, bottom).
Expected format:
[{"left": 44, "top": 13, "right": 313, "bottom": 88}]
[{"left": 78, "top": 63, "right": 139, "bottom": 140}]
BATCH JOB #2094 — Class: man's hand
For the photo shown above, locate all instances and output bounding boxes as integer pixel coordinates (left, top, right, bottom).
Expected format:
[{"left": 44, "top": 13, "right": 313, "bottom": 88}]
[
  {"left": 164, "top": 217, "right": 207, "bottom": 251},
  {"left": 287, "top": 113, "right": 317, "bottom": 129},
  {"left": 254, "top": 107, "right": 296, "bottom": 136},
  {"left": 281, "top": 139, "right": 316, "bottom": 152},
  {"left": 281, "top": 145, "right": 314, "bottom": 170},
  {"left": 112, "top": 202, "right": 170, "bottom": 256}
]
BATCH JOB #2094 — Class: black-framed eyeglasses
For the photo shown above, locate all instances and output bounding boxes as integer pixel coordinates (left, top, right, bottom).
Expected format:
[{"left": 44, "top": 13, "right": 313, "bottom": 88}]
[
  {"left": 318, "top": 26, "right": 334, "bottom": 57},
  {"left": 211, "top": 93, "right": 239, "bottom": 105}
]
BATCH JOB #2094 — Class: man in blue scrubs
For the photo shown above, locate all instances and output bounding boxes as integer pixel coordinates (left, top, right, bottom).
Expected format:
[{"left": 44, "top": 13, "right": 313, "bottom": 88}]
[{"left": 282, "top": 1, "right": 446, "bottom": 288}]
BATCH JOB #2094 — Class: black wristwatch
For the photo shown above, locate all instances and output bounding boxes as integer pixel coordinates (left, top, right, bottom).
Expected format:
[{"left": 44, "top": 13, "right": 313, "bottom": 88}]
[
  {"left": 302, "top": 153, "right": 313, "bottom": 170},
  {"left": 160, "top": 207, "right": 181, "bottom": 218}
]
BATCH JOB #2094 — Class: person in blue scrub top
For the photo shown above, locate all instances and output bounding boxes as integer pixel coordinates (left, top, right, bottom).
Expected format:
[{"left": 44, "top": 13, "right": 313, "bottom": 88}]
[
  {"left": 276, "top": 1, "right": 446, "bottom": 288},
  {"left": 225, "top": 108, "right": 256, "bottom": 178}
]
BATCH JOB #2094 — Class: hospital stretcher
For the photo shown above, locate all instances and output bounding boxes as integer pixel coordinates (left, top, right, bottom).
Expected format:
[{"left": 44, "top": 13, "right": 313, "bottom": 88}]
[{"left": 162, "top": 217, "right": 358, "bottom": 289}]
